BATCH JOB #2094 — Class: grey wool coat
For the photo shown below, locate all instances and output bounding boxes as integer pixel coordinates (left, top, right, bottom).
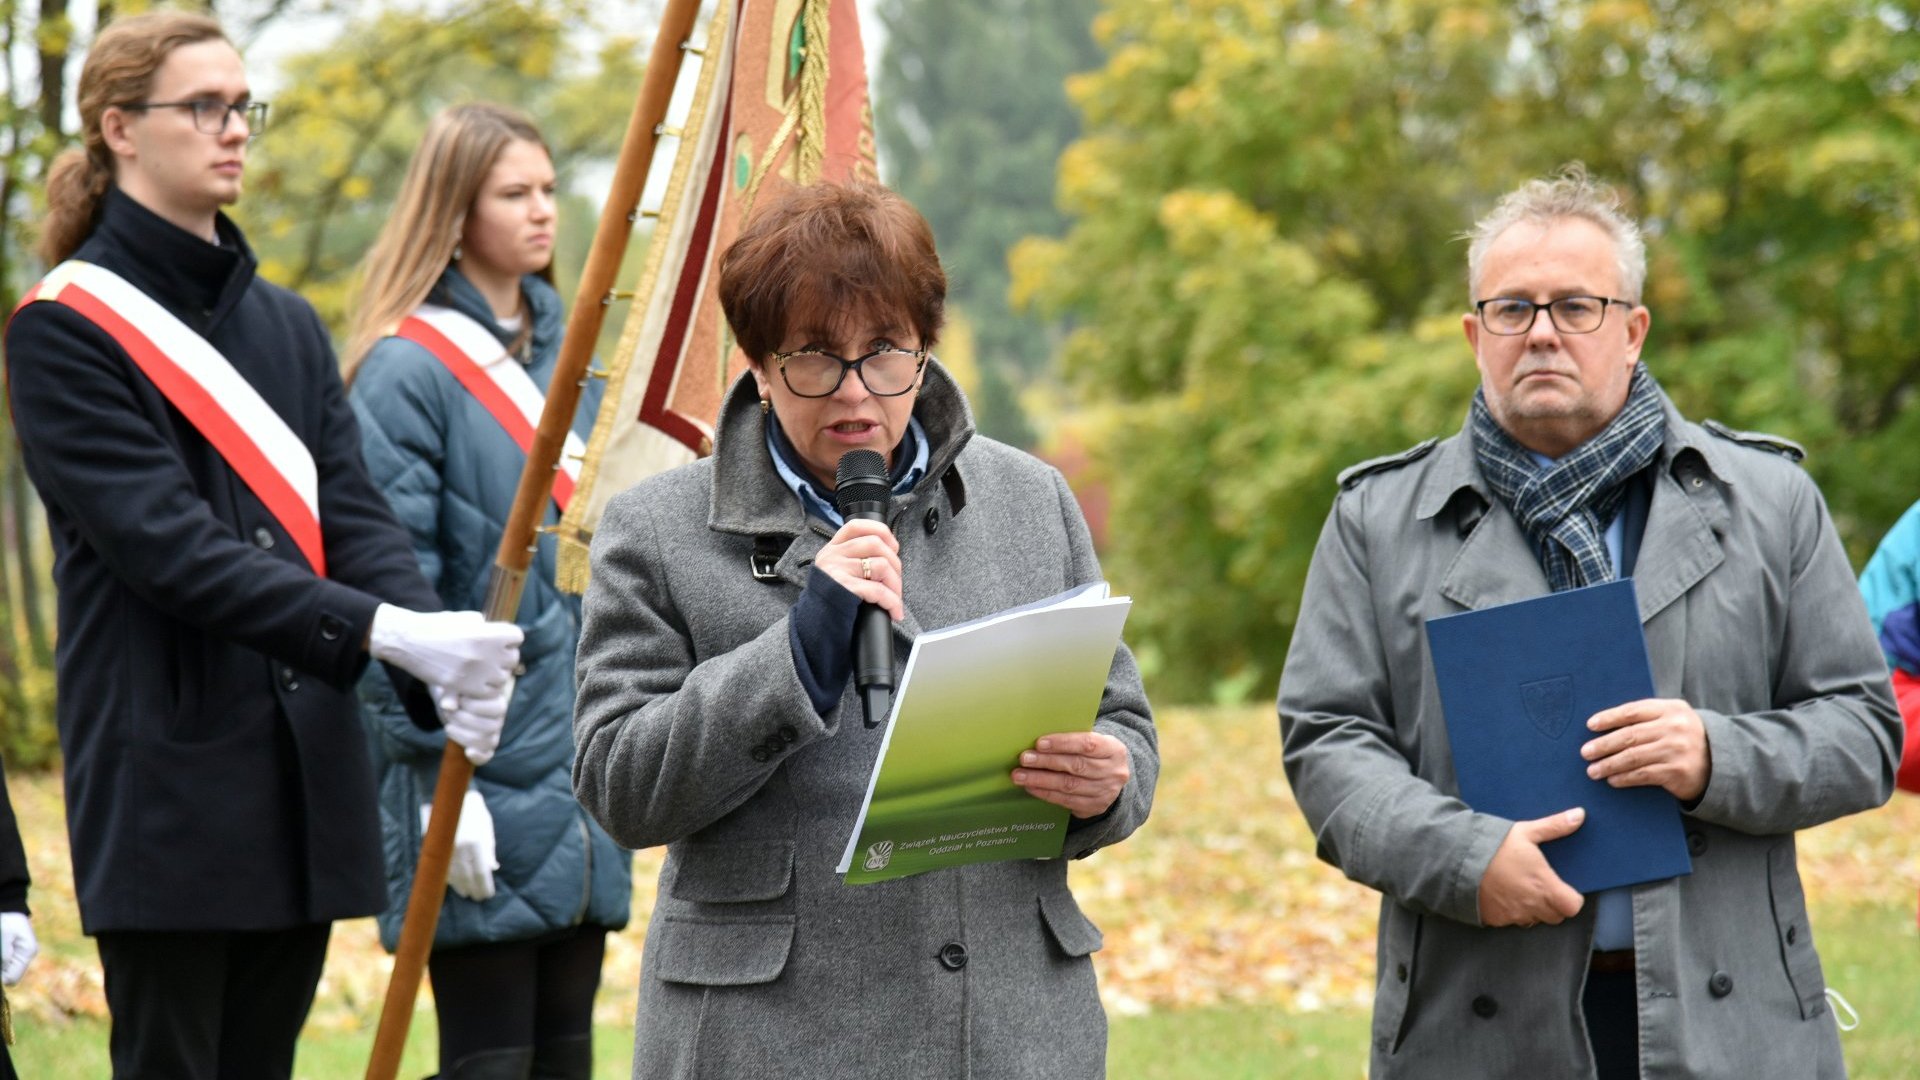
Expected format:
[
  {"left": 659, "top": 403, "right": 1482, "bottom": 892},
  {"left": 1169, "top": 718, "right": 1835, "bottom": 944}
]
[
  {"left": 1278, "top": 392, "right": 1900, "bottom": 1080},
  {"left": 573, "top": 363, "right": 1157, "bottom": 1079}
]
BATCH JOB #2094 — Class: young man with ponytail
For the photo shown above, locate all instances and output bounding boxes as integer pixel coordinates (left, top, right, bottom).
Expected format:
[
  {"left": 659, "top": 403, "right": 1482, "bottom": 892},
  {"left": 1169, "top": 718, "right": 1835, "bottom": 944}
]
[{"left": 4, "top": 13, "right": 526, "bottom": 1077}]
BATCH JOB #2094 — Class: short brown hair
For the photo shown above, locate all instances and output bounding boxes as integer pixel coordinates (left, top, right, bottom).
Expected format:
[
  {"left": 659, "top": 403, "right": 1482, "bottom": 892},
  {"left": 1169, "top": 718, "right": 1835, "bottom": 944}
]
[
  {"left": 41, "top": 10, "right": 229, "bottom": 264},
  {"left": 719, "top": 183, "right": 946, "bottom": 362}
]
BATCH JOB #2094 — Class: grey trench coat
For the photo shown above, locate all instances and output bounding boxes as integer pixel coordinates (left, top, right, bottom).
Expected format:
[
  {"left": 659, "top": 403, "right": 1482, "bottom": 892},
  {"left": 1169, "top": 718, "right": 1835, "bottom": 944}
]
[
  {"left": 1278, "top": 394, "right": 1899, "bottom": 1079},
  {"left": 574, "top": 364, "right": 1157, "bottom": 1079}
]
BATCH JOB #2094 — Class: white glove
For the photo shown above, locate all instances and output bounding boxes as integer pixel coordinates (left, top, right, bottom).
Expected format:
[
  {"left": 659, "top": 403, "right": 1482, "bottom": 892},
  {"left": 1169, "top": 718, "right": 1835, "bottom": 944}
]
[
  {"left": 1, "top": 911, "right": 37, "bottom": 986},
  {"left": 368, "top": 604, "right": 522, "bottom": 699},
  {"left": 435, "top": 679, "right": 513, "bottom": 766},
  {"left": 421, "top": 788, "right": 497, "bottom": 902}
]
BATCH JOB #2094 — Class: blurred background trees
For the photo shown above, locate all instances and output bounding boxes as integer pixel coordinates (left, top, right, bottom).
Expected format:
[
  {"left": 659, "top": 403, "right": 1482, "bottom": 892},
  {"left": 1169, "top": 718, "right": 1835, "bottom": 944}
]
[
  {"left": 1010, "top": 0, "right": 1920, "bottom": 700},
  {"left": 2, "top": 0, "right": 1916, "bottom": 754},
  {"left": 875, "top": 0, "right": 1104, "bottom": 446}
]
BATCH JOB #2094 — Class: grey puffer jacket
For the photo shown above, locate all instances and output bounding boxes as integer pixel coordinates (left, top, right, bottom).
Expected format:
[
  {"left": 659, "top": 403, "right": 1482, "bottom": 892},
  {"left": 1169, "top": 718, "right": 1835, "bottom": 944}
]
[{"left": 353, "top": 268, "right": 630, "bottom": 951}]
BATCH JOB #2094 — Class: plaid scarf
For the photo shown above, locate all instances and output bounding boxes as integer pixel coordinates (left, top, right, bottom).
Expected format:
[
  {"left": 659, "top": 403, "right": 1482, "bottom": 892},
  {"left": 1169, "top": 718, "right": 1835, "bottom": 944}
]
[{"left": 1470, "top": 364, "right": 1666, "bottom": 592}]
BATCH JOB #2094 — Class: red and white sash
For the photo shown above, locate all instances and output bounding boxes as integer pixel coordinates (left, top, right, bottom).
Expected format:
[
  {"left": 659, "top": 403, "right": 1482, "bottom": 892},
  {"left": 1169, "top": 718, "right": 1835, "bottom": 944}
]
[
  {"left": 20, "top": 260, "right": 326, "bottom": 575},
  {"left": 393, "top": 305, "right": 582, "bottom": 511}
]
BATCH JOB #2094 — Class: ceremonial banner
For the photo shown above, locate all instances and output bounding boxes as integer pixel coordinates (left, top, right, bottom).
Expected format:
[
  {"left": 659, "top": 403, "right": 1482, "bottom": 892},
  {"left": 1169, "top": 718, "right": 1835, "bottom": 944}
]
[{"left": 556, "top": 0, "right": 877, "bottom": 590}]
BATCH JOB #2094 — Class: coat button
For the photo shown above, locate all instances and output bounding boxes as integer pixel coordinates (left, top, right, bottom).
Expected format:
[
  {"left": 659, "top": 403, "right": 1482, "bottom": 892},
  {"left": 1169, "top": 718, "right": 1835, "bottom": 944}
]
[
  {"left": 1785, "top": 925, "right": 1798, "bottom": 945},
  {"left": 937, "top": 941, "right": 968, "bottom": 970},
  {"left": 319, "top": 615, "right": 343, "bottom": 642},
  {"left": 1395, "top": 962, "right": 1408, "bottom": 983},
  {"left": 1708, "top": 971, "right": 1734, "bottom": 997},
  {"left": 280, "top": 667, "right": 300, "bottom": 691},
  {"left": 1687, "top": 830, "right": 1708, "bottom": 856},
  {"left": 778, "top": 724, "right": 799, "bottom": 744},
  {"left": 1471, "top": 994, "right": 1498, "bottom": 1019},
  {"left": 253, "top": 527, "right": 275, "bottom": 550},
  {"left": 750, "top": 746, "right": 772, "bottom": 763},
  {"left": 924, "top": 506, "right": 941, "bottom": 534},
  {"left": 762, "top": 737, "right": 785, "bottom": 757}
]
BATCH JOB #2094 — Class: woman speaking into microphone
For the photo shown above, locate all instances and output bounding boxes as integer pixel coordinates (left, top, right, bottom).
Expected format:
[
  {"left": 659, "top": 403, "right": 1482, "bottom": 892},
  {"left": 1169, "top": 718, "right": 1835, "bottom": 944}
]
[{"left": 572, "top": 182, "right": 1157, "bottom": 1078}]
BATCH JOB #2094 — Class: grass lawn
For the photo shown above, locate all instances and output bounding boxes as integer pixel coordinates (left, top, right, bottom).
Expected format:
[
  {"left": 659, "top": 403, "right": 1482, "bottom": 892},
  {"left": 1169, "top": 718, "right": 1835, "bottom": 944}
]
[{"left": 8, "top": 706, "right": 1920, "bottom": 1076}]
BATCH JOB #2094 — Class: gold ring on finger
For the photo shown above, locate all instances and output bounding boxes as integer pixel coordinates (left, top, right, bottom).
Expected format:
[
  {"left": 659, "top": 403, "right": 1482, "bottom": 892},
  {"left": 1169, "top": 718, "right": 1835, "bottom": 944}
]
[{"left": 861, "top": 556, "right": 872, "bottom": 580}]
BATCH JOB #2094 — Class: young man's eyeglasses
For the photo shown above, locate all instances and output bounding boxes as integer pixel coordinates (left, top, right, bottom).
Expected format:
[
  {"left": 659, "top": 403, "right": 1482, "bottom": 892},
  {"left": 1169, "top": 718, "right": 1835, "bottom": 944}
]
[
  {"left": 122, "top": 98, "right": 268, "bottom": 139},
  {"left": 1474, "top": 296, "right": 1634, "bottom": 336},
  {"left": 769, "top": 346, "right": 928, "bottom": 398}
]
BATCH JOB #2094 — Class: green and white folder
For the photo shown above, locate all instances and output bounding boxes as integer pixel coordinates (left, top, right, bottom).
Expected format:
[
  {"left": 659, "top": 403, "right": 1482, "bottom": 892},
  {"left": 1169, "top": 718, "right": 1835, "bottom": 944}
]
[{"left": 837, "top": 582, "right": 1132, "bottom": 885}]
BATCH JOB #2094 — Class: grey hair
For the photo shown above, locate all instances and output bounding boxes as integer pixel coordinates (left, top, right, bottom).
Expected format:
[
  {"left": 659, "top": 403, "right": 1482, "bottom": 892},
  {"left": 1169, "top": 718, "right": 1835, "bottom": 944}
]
[{"left": 1465, "top": 163, "right": 1647, "bottom": 303}]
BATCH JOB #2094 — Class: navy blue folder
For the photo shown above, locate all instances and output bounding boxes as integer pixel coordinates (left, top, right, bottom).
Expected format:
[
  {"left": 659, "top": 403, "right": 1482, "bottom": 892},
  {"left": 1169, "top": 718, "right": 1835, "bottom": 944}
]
[{"left": 1425, "top": 579, "right": 1692, "bottom": 894}]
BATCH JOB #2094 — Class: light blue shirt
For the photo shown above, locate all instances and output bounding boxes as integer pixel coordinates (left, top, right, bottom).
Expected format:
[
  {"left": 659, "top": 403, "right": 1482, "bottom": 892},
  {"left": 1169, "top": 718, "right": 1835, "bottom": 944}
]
[
  {"left": 1530, "top": 452, "right": 1634, "bottom": 952},
  {"left": 767, "top": 415, "right": 931, "bottom": 527}
]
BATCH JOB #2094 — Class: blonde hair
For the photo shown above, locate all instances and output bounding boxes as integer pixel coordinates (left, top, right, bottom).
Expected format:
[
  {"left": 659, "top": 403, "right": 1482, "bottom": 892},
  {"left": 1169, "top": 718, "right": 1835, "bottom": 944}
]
[
  {"left": 40, "top": 10, "right": 229, "bottom": 264},
  {"left": 1466, "top": 162, "right": 1648, "bottom": 303},
  {"left": 344, "top": 102, "right": 553, "bottom": 378}
]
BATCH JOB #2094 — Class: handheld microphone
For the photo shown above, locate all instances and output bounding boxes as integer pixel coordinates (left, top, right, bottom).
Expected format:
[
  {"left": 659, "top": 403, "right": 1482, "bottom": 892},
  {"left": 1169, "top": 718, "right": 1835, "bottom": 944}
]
[{"left": 835, "top": 449, "right": 895, "bottom": 728}]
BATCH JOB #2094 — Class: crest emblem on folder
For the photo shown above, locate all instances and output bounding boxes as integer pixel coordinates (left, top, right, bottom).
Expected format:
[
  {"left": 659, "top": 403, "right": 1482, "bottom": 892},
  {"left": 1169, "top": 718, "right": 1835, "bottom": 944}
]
[{"left": 1520, "top": 675, "right": 1575, "bottom": 739}]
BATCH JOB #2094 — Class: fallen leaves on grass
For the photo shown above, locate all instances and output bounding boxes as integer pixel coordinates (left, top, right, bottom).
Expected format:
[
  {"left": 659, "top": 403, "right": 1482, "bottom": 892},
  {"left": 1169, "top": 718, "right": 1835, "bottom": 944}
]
[{"left": 9, "top": 705, "right": 1919, "bottom": 1031}]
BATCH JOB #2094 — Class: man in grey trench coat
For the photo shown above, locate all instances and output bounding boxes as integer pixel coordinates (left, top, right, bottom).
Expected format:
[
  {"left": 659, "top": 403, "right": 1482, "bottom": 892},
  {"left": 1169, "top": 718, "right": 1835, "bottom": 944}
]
[{"left": 1278, "top": 166, "right": 1901, "bottom": 1079}]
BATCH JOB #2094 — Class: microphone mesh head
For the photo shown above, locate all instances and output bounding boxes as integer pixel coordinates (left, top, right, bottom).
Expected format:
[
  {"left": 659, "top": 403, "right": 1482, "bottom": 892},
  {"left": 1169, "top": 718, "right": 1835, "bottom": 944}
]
[{"left": 835, "top": 449, "right": 891, "bottom": 513}]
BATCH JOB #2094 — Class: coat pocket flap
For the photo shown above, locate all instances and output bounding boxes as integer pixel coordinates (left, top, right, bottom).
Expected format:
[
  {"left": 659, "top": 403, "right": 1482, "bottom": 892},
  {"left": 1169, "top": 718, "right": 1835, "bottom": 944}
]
[
  {"left": 668, "top": 840, "right": 795, "bottom": 903},
  {"left": 650, "top": 915, "right": 796, "bottom": 986},
  {"left": 1038, "top": 891, "right": 1103, "bottom": 957}
]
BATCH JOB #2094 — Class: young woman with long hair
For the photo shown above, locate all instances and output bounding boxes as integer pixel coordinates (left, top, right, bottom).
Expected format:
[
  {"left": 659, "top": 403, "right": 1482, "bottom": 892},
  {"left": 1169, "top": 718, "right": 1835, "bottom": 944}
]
[{"left": 347, "top": 102, "right": 630, "bottom": 1080}]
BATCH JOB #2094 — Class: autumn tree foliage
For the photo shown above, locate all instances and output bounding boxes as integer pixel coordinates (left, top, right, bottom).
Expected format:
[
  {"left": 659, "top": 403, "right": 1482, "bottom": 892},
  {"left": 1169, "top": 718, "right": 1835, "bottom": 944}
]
[{"left": 1013, "top": 0, "right": 1920, "bottom": 702}]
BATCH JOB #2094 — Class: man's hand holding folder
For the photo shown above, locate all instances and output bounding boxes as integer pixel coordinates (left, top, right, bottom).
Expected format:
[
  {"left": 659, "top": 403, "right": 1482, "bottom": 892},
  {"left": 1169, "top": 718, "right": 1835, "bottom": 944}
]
[
  {"left": 1478, "top": 690, "right": 1712, "bottom": 928},
  {"left": 1581, "top": 697, "right": 1712, "bottom": 802},
  {"left": 1426, "top": 581, "right": 1695, "bottom": 900},
  {"left": 1479, "top": 807, "right": 1588, "bottom": 928}
]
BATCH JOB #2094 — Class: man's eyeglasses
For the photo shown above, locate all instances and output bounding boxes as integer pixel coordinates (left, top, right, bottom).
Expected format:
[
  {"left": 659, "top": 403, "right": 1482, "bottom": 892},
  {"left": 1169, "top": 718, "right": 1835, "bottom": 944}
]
[
  {"left": 1474, "top": 296, "right": 1634, "bottom": 336},
  {"left": 122, "top": 98, "right": 268, "bottom": 139},
  {"left": 769, "top": 346, "right": 928, "bottom": 398}
]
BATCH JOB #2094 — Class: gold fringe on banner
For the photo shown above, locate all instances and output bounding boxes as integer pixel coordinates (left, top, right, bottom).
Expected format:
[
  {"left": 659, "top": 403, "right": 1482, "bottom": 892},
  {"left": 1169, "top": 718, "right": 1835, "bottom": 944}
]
[
  {"left": 552, "top": 525, "right": 596, "bottom": 596},
  {"left": 796, "top": 0, "right": 830, "bottom": 182}
]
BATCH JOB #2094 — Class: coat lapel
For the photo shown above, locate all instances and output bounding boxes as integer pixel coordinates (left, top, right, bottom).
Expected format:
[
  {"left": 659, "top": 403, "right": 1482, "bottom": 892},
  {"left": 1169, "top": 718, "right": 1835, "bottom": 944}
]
[
  {"left": 1631, "top": 399, "right": 1729, "bottom": 625},
  {"left": 1630, "top": 466, "right": 1724, "bottom": 625},
  {"left": 1440, "top": 499, "right": 1552, "bottom": 611},
  {"left": 1423, "top": 433, "right": 1551, "bottom": 611}
]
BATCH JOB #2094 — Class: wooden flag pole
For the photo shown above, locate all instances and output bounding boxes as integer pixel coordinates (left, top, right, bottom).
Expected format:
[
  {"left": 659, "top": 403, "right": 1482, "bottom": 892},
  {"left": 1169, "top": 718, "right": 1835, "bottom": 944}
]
[{"left": 365, "top": 1, "right": 708, "bottom": 1074}]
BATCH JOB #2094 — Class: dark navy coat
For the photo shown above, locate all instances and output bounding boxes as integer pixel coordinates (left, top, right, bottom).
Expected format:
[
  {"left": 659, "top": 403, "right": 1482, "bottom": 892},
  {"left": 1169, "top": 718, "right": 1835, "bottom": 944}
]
[
  {"left": 351, "top": 269, "right": 629, "bottom": 951},
  {"left": 3, "top": 189, "right": 440, "bottom": 933}
]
